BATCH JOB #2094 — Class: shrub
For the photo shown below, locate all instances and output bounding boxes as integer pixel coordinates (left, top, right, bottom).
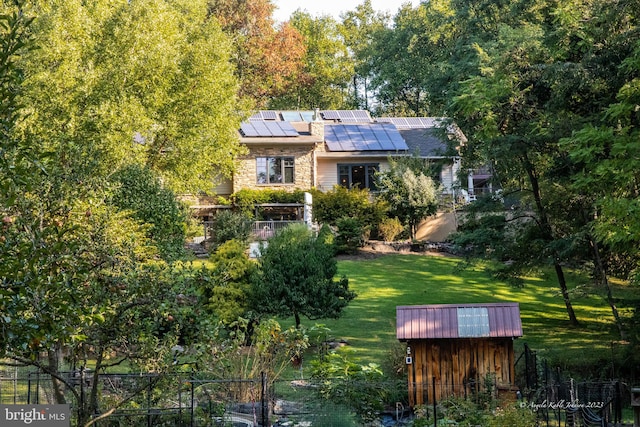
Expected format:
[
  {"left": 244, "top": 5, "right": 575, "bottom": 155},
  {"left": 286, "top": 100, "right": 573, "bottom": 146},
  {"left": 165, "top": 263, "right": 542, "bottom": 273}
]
[
  {"left": 310, "top": 349, "right": 387, "bottom": 425},
  {"left": 232, "top": 188, "right": 306, "bottom": 215},
  {"left": 487, "top": 404, "right": 537, "bottom": 427},
  {"left": 335, "top": 216, "right": 366, "bottom": 254},
  {"left": 209, "top": 210, "right": 252, "bottom": 249},
  {"left": 378, "top": 217, "right": 404, "bottom": 242},
  {"left": 311, "top": 186, "right": 387, "bottom": 231}
]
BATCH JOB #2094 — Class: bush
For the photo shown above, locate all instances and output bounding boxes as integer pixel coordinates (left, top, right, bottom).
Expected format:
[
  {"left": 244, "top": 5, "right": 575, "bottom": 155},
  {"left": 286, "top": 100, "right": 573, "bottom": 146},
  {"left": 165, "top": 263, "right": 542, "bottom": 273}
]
[
  {"left": 232, "top": 188, "right": 306, "bottom": 216},
  {"left": 487, "top": 404, "right": 537, "bottom": 427},
  {"left": 209, "top": 210, "right": 252, "bottom": 249},
  {"left": 335, "top": 217, "right": 366, "bottom": 254},
  {"left": 311, "top": 186, "right": 387, "bottom": 231},
  {"left": 378, "top": 217, "right": 404, "bottom": 242},
  {"left": 310, "top": 349, "right": 387, "bottom": 425}
]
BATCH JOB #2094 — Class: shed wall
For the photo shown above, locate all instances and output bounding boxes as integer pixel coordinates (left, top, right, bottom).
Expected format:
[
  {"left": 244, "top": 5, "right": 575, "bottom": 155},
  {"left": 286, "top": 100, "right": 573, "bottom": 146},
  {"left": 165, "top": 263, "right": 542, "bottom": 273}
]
[{"left": 406, "top": 338, "right": 516, "bottom": 406}]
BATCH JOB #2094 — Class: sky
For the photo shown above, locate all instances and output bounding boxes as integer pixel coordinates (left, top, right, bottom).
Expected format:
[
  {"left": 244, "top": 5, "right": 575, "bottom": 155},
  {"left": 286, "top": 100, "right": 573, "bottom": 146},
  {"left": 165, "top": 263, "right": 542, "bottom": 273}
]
[{"left": 272, "top": 0, "right": 420, "bottom": 23}]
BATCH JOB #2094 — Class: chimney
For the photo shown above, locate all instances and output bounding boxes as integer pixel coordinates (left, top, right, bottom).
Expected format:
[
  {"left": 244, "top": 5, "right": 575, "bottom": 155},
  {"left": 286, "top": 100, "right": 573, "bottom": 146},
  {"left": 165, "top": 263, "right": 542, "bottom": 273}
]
[{"left": 309, "top": 108, "right": 324, "bottom": 139}]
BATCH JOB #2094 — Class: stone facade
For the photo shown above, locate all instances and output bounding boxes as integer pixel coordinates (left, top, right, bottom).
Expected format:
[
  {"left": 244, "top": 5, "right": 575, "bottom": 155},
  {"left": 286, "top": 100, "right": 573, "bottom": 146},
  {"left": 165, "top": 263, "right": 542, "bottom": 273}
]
[{"left": 234, "top": 144, "right": 316, "bottom": 192}]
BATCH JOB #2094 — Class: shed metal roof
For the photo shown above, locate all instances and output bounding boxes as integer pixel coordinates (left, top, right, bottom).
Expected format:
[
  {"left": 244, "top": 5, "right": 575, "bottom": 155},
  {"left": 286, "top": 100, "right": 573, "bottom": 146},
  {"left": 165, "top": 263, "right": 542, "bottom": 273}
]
[{"left": 396, "top": 303, "right": 523, "bottom": 340}]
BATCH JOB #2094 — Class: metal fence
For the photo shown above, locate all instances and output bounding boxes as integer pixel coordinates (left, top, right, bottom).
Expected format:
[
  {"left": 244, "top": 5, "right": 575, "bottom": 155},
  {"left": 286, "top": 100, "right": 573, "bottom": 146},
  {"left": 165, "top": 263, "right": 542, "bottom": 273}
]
[
  {"left": 514, "top": 344, "right": 632, "bottom": 427},
  {"left": 1, "top": 366, "right": 634, "bottom": 427},
  {"left": 0, "top": 369, "right": 364, "bottom": 427}
]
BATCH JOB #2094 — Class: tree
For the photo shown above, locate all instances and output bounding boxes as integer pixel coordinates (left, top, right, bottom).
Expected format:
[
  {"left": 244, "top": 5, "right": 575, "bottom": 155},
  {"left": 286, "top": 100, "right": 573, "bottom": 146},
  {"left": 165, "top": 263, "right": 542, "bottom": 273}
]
[
  {"left": 110, "top": 164, "right": 188, "bottom": 261},
  {"left": 375, "top": 156, "right": 439, "bottom": 240},
  {"left": 14, "top": 0, "right": 245, "bottom": 194},
  {"left": 339, "top": 0, "right": 390, "bottom": 110},
  {"left": 0, "top": 4, "right": 215, "bottom": 425},
  {"left": 252, "top": 224, "right": 356, "bottom": 328},
  {"left": 559, "top": 0, "right": 640, "bottom": 338},
  {"left": 200, "top": 239, "right": 256, "bottom": 324},
  {"left": 208, "top": 0, "right": 307, "bottom": 108},
  {"left": 447, "top": 0, "right": 640, "bottom": 330},
  {"left": 270, "top": 12, "right": 354, "bottom": 109}
]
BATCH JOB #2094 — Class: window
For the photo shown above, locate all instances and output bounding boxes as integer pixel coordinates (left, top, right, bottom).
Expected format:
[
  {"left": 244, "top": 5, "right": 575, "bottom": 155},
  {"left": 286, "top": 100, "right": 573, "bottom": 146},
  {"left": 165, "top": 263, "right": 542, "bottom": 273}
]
[
  {"left": 257, "top": 157, "right": 294, "bottom": 184},
  {"left": 338, "top": 164, "right": 379, "bottom": 190}
]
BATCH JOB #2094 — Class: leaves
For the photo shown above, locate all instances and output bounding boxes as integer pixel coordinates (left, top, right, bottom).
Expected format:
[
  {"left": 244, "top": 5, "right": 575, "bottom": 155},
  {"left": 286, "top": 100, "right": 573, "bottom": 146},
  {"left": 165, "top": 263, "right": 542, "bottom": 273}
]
[
  {"left": 15, "top": 0, "right": 245, "bottom": 194},
  {"left": 376, "top": 156, "right": 439, "bottom": 240},
  {"left": 252, "top": 224, "right": 356, "bottom": 328}
]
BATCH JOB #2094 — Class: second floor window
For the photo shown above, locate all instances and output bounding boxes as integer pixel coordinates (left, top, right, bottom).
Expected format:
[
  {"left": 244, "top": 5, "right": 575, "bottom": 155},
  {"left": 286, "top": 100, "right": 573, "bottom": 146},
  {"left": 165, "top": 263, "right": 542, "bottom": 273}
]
[{"left": 257, "top": 157, "right": 294, "bottom": 184}]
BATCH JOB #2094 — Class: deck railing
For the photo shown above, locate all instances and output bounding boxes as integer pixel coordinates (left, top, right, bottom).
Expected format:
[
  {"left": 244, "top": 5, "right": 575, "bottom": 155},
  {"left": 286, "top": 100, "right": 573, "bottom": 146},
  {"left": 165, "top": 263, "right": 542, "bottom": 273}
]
[
  {"left": 203, "top": 220, "right": 305, "bottom": 241},
  {"left": 251, "top": 220, "right": 304, "bottom": 239}
]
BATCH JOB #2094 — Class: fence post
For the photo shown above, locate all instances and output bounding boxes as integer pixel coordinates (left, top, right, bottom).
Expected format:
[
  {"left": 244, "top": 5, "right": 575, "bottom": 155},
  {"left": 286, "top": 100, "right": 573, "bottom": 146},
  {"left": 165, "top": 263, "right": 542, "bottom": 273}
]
[
  {"left": 80, "top": 368, "right": 85, "bottom": 424},
  {"left": 190, "top": 379, "right": 195, "bottom": 427},
  {"left": 432, "top": 376, "right": 437, "bottom": 427},
  {"left": 27, "top": 372, "right": 31, "bottom": 404},
  {"left": 147, "top": 375, "right": 152, "bottom": 427},
  {"left": 261, "top": 372, "right": 268, "bottom": 427}
]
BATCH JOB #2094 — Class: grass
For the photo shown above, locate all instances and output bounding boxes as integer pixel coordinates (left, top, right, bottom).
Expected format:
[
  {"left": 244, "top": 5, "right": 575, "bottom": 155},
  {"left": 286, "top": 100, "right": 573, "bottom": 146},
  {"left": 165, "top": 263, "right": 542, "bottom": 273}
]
[{"left": 302, "top": 253, "right": 632, "bottom": 373}]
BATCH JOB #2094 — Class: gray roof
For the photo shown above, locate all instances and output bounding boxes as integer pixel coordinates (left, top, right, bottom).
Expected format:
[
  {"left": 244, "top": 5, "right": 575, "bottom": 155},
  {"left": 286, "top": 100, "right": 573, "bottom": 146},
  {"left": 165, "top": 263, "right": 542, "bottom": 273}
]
[{"left": 399, "top": 128, "right": 452, "bottom": 158}]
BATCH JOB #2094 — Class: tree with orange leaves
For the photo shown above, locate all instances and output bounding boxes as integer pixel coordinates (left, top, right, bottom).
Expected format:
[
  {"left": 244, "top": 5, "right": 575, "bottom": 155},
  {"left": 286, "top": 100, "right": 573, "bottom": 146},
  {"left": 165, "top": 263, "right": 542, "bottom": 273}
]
[{"left": 209, "top": 0, "right": 306, "bottom": 107}]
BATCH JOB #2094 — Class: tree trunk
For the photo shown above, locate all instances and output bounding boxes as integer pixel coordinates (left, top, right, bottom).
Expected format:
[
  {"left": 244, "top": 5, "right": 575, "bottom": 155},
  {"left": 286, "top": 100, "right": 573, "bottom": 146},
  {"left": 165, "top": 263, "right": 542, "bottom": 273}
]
[
  {"left": 554, "top": 262, "right": 580, "bottom": 327},
  {"left": 522, "top": 152, "right": 579, "bottom": 326},
  {"left": 47, "top": 346, "right": 67, "bottom": 404},
  {"left": 590, "top": 235, "right": 625, "bottom": 339},
  {"left": 294, "top": 312, "right": 301, "bottom": 329}
]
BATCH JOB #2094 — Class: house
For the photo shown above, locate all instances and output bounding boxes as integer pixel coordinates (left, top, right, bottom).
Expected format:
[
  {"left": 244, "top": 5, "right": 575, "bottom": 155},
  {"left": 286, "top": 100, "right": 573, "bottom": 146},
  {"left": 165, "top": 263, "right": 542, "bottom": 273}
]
[
  {"left": 221, "top": 109, "right": 464, "bottom": 196},
  {"left": 396, "top": 303, "right": 523, "bottom": 406},
  {"left": 194, "top": 109, "right": 483, "bottom": 240}
]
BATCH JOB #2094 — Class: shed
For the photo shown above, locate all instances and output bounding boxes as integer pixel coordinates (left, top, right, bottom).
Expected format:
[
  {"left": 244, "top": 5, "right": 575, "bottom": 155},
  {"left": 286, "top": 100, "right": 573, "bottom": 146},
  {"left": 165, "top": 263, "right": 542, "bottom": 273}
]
[{"left": 396, "top": 303, "right": 523, "bottom": 406}]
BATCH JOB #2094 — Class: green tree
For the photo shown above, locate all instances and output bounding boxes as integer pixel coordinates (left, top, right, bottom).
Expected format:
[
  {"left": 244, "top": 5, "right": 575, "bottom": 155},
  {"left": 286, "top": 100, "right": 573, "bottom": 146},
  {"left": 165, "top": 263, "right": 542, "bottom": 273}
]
[
  {"left": 252, "top": 224, "right": 355, "bottom": 328},
  {"left": 376, "top": 156, "right": 439, "bottom": 240},
  {"left": 200, "top": 239, "right": 256, "bottom": 324},
  {"left": 110, "top": 164, "right": 188, "bottom": 261},
  {"left": 339, "top": 0, "right": 390, "bottom": 110},
  {"left": 0, "top": 4, "right": 213, "bottom": 425},
  {"left": 447, "top": 0, "right": 640, "bottom": 330},
  {"left": 15, "top": 0, "right": 245, "bottom": 194},
  {"left": 271, "top": 12, "right": 353, "bottom": 109}
]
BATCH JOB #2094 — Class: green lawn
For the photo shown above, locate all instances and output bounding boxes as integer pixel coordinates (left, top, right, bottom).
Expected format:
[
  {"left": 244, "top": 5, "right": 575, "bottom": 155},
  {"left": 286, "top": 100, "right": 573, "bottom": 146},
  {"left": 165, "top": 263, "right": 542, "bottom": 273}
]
[{"left": 306, "top": 253, "right": 630, "bottom": 372}]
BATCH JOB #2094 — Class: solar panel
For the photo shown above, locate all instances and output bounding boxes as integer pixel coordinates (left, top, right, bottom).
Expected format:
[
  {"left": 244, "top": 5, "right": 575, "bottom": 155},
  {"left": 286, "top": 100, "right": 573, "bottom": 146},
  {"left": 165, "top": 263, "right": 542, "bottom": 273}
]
[
  {"left": 281, "top": 111, "right": 303, "bottom": 122},
  {"left": 321, "top": 110, "right": 340, "bottom": 120},
  {"left": 457, "top": 307, "right": 490, "bottom": 337},
  {"left": 240, "top": 121, "right": 299, "bottom": 137},
  {"left": 375, "top": 117, "right": 445, "bottom": 129},
  {"left": 325, "top": 124, "right": 408, "bottom": 152},
  {"left": 352, "top": 110, "right": 372, "bottom": 121},
  {"left": 249, "top": 111, "right": 279, "bottom": 121},
  {"left": 261, "top": 111, "right": 279, "bottom": 120},
  {"left": 321, "top": 110, "right": 372, "bottom": 122}
]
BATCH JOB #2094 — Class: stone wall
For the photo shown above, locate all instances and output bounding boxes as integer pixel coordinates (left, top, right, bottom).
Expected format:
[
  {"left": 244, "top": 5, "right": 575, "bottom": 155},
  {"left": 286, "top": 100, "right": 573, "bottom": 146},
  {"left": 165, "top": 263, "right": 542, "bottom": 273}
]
[{"left": 234, "top": 145, "right": 315, "bottom": 192}]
